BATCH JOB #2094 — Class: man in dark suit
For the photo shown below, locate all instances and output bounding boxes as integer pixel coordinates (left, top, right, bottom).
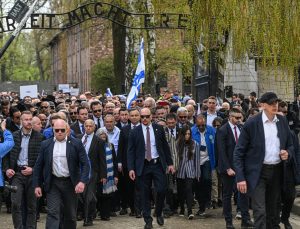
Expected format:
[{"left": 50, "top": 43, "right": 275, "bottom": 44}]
[
  {"left": 3, "top": 110, "right": 44, "bottom": 229},
  {"left": 217, "top": 108, "right": 253, "bottom": 229},
  {"left": 33, "top": 119, "right": 90, "bottom": 229},
  {"left": 234, "top": 92, "right": 294, "bottom": 229},
  {"left": 90, "top": 101, "right": 103, "bottom": 130},
  {"left": 116, "top": 108, "right": 130, "bottom": 129},
  {"left": 165, "top": 113, "right": 179, "bottom": 139},
  {"left": 78, "top": 119, "right": 106, "bottom": 226},
  {"left": 70, "top": 107, "right": 88, "bottom": 135},
  {"left": 117, "top": 108, "right": 140, "bottom": 216},
  {"left": 127, "top": 108, "right": 175, "bottom": 229},
  {"left": 5, "top": 107, "right": 21, "bottom": 133}
]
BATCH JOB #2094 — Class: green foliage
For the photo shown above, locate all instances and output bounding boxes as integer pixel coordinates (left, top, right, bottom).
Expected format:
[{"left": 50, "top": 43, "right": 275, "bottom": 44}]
[
  {"left": 91, "top": 57, "right": 116, "bottom": 94},
  {"left": 190, "top": 0, "right": 300, "bottom": 73}
]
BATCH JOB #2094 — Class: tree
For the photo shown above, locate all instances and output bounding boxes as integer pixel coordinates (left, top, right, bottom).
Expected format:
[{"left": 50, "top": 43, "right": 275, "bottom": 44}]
[{"left": 190, "top": 0, "right": 300, "bottom": 73}]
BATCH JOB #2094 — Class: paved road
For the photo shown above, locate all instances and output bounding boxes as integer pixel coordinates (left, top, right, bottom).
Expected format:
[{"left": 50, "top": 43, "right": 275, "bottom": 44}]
[{"left": 1, "top": 207, "right": 300, "bottom": 229}]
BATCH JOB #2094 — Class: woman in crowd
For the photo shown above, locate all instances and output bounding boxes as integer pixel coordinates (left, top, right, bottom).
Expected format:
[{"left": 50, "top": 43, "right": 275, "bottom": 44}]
[
  {"left": 176, "top": 125, "right": 201, "bottom": 220},
  {"left": 96, "top": 129, "right": 118, "bottom": 221}
]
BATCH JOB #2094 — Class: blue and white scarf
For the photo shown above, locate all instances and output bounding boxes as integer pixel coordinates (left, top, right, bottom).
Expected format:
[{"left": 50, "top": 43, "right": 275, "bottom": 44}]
[{"left": 103, "top": 143, "right": 117, "bottom": 194}]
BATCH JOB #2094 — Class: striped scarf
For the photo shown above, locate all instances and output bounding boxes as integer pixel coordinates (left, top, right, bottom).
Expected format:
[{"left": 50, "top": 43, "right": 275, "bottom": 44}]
[{"left": 102, "top": 143, "right": 117, "bottom": 194}]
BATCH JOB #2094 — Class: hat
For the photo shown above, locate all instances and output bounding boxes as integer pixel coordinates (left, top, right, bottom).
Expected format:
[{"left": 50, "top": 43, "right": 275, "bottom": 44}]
[{"left": 259, "top": 92, "right": 279, "bottom": 104}]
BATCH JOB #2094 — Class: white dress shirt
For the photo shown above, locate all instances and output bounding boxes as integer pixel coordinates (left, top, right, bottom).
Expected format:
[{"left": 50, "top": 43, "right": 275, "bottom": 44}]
[
  {"left": 82, "top": 133, "right": 94, "bottom": 154},
  {"left": 142, "top": 124, "right": 159, "bottom": 159},
  {"left": 93, "top": 115, "right": 104, "bottom": 128},
  {"left": 228, "top": 121, "right": 240, "bottom": 140},
  {"left": 207, "top": 111, "right": 217, "bottom": 127},
  {"left": 52, "top": 137, "right": 70, "bottom": 177},
  {"left": 168, "top": 127, "right": 177, "bottom": 139},
  {"left": 262, "top": 111, "right": 281, "bottom": 165}
]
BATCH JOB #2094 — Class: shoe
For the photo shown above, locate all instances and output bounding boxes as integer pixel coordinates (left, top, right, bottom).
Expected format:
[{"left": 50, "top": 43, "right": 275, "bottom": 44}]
[
  {"left": 188, "top": 214, "right": 194, "bottom": 220},
  {"left": 235, "top": 211, "right": 242, "bottom": 220},
  {"left": 241, "top": 220, "right": 254, "bottom": 228},
  {"left": 36, "top": 213, "right": 40, "bottom": 222},
  {"left": 179, "top": 208, "right": 185, "bottom": 216},
  {"left": 83, "top": 220, "right": 93, "bottom": 226},
  {"left": 226, "top": 222, "right": 235, "bottom": 229},
  {"left": 136, "top": 212, "right": 142, "bottom": 218},
  {"left": 196, "top": 210, "right": 206, "bottom": 217},
  {"left": 119, "top": 208, "right": 128, "bottom": 215},
  {"left": 281, "top": 219, "right": 293, "bottom": 229},
  {"left": 110, "top": 212, "right": 117, "bottom": 217},
  {"left": 144, "top": 222, "right": 153, "bottom": 229},
  {"left": 157, "top": 216, "right": 164, "bottom": 226},
  {"left": 100, "top": 217, "right": 110, "bottom": 221}
]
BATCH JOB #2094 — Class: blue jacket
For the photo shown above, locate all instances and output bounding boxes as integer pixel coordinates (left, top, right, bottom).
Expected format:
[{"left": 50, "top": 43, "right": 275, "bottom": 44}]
[
  {"left": 191, "top": 125, "right": 216, "bottom": 170},
  {"left": 43, "top": 127, "right": 76, "bottom": 139},
  {"left": 0, "top": 130, "right": 14, "bottom": 186}
]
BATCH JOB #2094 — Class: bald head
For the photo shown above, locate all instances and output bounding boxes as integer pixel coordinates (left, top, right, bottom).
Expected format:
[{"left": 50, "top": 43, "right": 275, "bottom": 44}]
[
  {"left": 32, "top": 116, "right": 42, "bottom": 132},
  {"left": 53, "top": 119, "right": 68, "bottom": 141}
]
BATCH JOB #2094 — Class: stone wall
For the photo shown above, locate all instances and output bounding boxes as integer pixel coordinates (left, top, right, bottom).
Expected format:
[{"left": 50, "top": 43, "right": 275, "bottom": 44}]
[{"left": 258, "top": 68, "right": 294, "bottom": 101}]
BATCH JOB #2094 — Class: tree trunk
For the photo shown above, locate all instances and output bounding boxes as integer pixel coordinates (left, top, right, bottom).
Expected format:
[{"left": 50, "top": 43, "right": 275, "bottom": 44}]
[
  {"left": 124, "top": 0, "right": 142, "bottom": 92},
  {"left": 112, "top": 21, "right": 126, "bottom": 94}
]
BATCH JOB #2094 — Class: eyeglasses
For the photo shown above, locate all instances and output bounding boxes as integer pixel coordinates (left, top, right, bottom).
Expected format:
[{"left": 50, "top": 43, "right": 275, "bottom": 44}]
[
  {"left": 41, "top": 106, "right": 49, "bottom": 109},
  {"left": 179, "top": 116, "right": 187, "bottom": 119},
  {"left": 141, "top": 115, "right": 150, "bottom": 119},
  {"left": 54, "top": 129, "right": 66, "bottom": 133},
  {"left": 93, "top": 109, "right": 102, "bottom": 113},
  {"left": 70, "top": 112, "right": 77, "bottom": 115},
  {"left": 136, "top": 100, "right": 143, "bottom": 102}
]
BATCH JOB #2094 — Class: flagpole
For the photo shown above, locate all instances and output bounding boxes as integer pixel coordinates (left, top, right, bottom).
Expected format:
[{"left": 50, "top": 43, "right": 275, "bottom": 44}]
[{"left": 0, "top": 0, "right": 40, "bottom": 59}]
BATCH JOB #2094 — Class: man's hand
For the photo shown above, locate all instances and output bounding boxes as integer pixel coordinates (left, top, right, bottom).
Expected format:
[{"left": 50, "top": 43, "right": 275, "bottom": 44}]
[
  {"left": 21, "top": 166, "right": 33, "bottom": 176},
  {"left": 35, "top": 187, "right": 42, "bottom": 198},
  {"left": 100, "top": 178, "right": 107, "bottom": 184},
  {"left": 75, "top": 182, "right": 85, "bottom": 194},
  {"left": 168, "top": 165, "right": 175, "bottom": 174},
  {"left": 129, "top": 170, "right": 135, "bottom": 181},
  {"left": 280, "top": 150, "right": 288, "bottom": 161},
  {"left": 114, "top": 177, "right": 118, "bottom": 185},
  {"left": 226, "top": 168, "right": 235, "bottom": 176},
  {"left": 6, "top": 169, "right": 15, "bottom": 179},
  {"left": 237, "top": 181, "right": 247, "bottom": 194}
]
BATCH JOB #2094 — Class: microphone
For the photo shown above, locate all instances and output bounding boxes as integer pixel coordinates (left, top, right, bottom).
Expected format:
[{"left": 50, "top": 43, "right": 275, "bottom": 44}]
[{"left": 4, "top": 181, "right": 17, "bottom": 193}]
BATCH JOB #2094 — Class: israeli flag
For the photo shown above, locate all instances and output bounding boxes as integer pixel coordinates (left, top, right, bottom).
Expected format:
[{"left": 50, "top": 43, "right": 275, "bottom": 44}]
[
  {"left": 126, "top": 38, "right": 145, "bottom": 109},
  {"left": 106, "top": 88, "right": 113, "bottom": 97}
]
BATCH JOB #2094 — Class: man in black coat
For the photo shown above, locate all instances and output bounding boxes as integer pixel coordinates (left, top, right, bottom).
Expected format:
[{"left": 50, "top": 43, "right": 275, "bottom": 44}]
[
  {"left": 3, "top": 111, "right": 44, "bottom": 229},
  {"left": 234, "top": 92, "right": 294, "bottom": 229},
  {"left": 127, "top": 108, "right": 174, "bottom": 229},
  {"left": 217, "top": 108, "right": 253, "bottom": 229},
  {"left": 70, "top": 107, "right": 88, "bottom": 135},
  {"left": 33, "top": 119, "right": 90, "bottom": 229},
  {"left": 117, "top": 108, "right": 140, "bottom": 216},
  {"left": 77, "top": 119, "right": 106, "bottom": 226}
]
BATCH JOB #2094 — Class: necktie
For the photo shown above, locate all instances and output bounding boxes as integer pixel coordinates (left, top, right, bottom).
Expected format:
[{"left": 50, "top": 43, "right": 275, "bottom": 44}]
[
  {"left": 234, "top": 126, "right": 238, "bottom": 144},
  {"left": 170, "top": 128, "right": 174, "bottom": 136},
  {"left": 83, "top": 135, "right": 88, "bottom": 146},
  {"left": 81, "top": 124, "right": 85, "bottom": 134},
  {"left": 97, "top": 118, "right": 101, "bottom": 129},
  {"left": 146, "top": 127, "right": 152, "bottom": 161}
]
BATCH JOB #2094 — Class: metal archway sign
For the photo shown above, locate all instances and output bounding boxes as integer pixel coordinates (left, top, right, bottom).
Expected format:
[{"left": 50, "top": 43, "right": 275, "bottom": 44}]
[{"left": 0, "top": 2, "right": 190, "bottom": 33}]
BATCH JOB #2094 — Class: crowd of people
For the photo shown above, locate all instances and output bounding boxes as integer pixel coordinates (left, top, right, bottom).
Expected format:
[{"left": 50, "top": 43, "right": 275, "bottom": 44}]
[{"left": 0, "top": 89, "right": 299, "bottom": 229}]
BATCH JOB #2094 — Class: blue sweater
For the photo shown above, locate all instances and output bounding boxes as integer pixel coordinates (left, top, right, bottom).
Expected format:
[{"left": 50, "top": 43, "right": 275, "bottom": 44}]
[
  {"left": 191, "top": 125, "right": 216, "bottom": 170},
  {"left": 0, "top": 130, "right": 15, "bottom": 186}
]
